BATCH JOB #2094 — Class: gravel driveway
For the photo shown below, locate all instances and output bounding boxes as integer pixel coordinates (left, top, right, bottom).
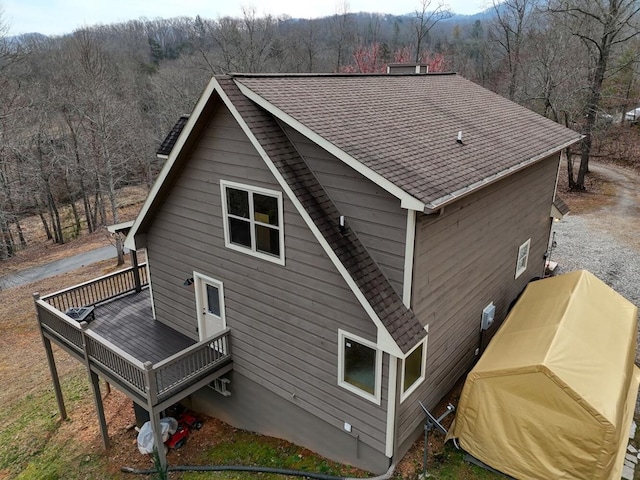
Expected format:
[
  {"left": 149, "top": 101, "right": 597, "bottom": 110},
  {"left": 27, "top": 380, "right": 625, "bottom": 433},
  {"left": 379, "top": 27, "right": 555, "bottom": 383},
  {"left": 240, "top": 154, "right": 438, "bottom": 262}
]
[{"left": 551, "top": 162, "right": 640, "bottom": 365}]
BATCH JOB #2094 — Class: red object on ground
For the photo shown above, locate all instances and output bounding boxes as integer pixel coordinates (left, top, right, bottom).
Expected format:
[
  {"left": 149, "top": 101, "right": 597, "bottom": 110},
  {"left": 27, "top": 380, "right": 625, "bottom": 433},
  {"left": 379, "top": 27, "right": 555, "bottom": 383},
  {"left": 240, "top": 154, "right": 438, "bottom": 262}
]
[{"left": 165, "top": 412, "right": 203, "bottom": 449}]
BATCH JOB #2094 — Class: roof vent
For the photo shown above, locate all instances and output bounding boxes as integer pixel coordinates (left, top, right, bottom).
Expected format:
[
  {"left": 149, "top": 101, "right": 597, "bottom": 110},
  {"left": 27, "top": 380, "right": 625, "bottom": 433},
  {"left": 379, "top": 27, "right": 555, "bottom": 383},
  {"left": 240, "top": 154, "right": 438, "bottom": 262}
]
[{"left": 386, "top": 63, "right": 429, "bottom": 74}]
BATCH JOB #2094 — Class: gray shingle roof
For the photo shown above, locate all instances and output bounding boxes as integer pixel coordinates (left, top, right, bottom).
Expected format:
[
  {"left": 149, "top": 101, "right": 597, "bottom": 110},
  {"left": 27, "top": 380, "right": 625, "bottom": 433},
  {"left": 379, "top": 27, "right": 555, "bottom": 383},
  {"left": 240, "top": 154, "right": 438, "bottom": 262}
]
[
  {"left": 157, "top": 114, "right": 189, "bottom": 157},
  {"left": 218, "top": 77, "right": 426, "bottom": 354},
  {"left": 234, "top": 74, "right": 582, "bottom": 209}
]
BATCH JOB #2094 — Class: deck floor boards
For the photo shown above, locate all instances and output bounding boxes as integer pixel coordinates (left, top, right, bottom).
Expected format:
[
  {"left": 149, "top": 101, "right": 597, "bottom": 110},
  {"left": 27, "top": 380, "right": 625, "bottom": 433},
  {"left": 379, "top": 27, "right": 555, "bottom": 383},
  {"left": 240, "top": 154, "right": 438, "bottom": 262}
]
[{"left": 89, "top": 291, "right": 195, "bottom": 364}]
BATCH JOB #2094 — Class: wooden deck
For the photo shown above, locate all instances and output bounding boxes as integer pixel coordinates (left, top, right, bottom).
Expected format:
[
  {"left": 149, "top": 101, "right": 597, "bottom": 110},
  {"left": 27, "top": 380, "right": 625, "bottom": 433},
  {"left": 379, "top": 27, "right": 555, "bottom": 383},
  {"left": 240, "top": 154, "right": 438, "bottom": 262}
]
[
  {"left": 35, "top": 263, "right": 233, "bottom": 469},
  {"left": 90, "top": 292, "right": 195, "bottom": 364},
  {"left": 36, "top": 264, "right": 232, "bottom": 407}
]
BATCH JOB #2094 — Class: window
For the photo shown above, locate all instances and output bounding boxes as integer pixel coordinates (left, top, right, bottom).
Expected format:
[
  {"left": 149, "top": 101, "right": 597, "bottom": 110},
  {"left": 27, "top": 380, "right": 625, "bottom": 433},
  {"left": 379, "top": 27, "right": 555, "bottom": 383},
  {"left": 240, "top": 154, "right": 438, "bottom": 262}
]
[
  {"left": 338, "top": 330, "right": 381, "bottom": 404},
  {"left": 515, "top": 238, "right": 531, "bottom": 279},
  {"left": 400, "top": 340, "right": 427, "bottom": 402},
  {"left": 221, "top": 180, "right": 284, "bottom": 265},
  {"left": 205, "top": 283, "right": 221, "bottom": 317}
]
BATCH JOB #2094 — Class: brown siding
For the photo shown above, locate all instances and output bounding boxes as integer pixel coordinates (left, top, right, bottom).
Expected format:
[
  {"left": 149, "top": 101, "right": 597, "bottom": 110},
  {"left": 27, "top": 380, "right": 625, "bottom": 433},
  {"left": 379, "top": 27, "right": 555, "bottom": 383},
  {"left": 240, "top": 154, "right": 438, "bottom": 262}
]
[
  {"left": 283, "top": 126, "right": 407, "bottom": 298},
  {"left": 396, "top": 154, "right": 560, "bottom": 450},
  {"left": 145, "top": 105, "right": 389, "bottom": 454}
]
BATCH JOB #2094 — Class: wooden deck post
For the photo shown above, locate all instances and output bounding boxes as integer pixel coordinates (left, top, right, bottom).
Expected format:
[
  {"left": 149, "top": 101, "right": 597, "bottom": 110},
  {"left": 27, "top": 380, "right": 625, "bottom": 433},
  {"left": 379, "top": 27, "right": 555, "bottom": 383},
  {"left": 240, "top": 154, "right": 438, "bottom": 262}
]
[
  {"left": 144, "top": 361, "right": 167, "bottom": 469},
  {"left": 43, "top": 337, "right": 68, "bottom": 420},
  {"left": 131, "top": 250, "right": 142, "bottom": 293},
  {"left": 81, "top": 321, "right": 110, "bottom": 449},
  {"left": 34, "top": 293, "right": 67, "bottom": 420},
  {"left": 89, "top": 371, "right": 110, "bottom": 449}
]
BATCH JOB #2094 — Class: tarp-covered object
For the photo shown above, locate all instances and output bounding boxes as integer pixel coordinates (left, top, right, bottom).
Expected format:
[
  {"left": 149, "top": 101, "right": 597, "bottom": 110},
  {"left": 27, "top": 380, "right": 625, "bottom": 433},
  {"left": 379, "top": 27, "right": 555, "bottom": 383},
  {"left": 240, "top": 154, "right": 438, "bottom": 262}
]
[{"left": 448, "top": 270, "right": 640, "bottom": 480}]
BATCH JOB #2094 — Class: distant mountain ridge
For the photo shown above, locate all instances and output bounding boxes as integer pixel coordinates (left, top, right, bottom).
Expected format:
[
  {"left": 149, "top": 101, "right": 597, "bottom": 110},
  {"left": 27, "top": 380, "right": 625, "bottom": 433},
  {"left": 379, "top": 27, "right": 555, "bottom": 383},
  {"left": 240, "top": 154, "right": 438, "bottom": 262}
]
[{"left": 7, "top": 6, "right": 497, "bottom": 39}]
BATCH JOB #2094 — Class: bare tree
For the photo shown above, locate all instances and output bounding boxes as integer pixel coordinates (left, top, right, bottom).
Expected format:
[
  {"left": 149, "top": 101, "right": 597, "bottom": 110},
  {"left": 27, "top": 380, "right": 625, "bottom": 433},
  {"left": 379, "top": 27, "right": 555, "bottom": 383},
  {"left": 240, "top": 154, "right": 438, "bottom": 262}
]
[
  {"left": 551, "top": 0, "right": 640, "bottom": 189},
  {"left": 412, "top": 0, "right": 451, "bottom": 62},
  {"left": 329, "top": 2, "right": 354, "bottom": 71},
  {"left": 490, "top": 0, "right": 534, "bottom": 101}
]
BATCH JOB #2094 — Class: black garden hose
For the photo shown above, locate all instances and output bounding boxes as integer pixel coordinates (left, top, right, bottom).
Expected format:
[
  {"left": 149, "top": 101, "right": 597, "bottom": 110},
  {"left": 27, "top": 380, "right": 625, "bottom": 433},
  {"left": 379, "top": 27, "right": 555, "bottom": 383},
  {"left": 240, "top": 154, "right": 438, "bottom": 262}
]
[
  {"left": 121, "top": 464, "right": 346, "bottom": 479},
  {"left": 121, "top": 461, "right": 396, "bottom": 480}
]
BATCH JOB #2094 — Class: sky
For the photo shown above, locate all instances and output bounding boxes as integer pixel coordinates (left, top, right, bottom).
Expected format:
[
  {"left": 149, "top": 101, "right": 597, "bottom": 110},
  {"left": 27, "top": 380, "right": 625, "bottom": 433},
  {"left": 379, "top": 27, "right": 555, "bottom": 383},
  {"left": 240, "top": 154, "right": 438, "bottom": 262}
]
[{"left": 3, "top": 0, "right": 487, "bottom": 37}]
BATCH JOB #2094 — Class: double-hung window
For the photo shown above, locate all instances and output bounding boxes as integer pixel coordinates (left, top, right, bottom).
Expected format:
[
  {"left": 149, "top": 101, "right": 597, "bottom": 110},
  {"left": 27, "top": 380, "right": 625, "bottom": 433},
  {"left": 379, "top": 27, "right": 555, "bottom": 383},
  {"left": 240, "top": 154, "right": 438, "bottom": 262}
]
[
  {"left": 338, "top": 329, "right": 382, "bottom": 404},
  {"left": 515, "top": 238, "right": 531, "bottom": 279},
  {"left": 221, "top": 180, "right": 285, "bottom": 265}
]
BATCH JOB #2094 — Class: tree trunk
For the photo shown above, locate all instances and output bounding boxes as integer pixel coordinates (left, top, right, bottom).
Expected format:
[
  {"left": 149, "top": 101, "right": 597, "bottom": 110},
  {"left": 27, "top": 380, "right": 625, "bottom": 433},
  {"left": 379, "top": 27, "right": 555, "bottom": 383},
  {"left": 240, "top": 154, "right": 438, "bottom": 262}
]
[
  {"left": 14, "top": 218, "right": 26, "bottom": 248},
  {"left": 576, "top": 135, "right": 591, "bottom": 189},
  {"left": 64, "top": 177, "right": 82, "bottom": 238},
  {"left": 67, "top": 118, "right": 94, "bottom": 233},
  {"left": 563, "top": 113, "right": 576, "bottom": 189},
  {"left": 48, "top": 192, "right": 64, "bottom": 245},
  {"left": 115, "top": 234, "right": 125, "bottom": 266},
  {"left": 566, "top": 148, "right": 576, "bottom": 189},
  {"left": 574, "top": 23, "right": 612, "bottom": 189},
  {"left": 39, "top": 212, "right": 53, "bottom": 241},
  {"left": 0, "top": 212, "right": 14, "bottom": 259},
  {"left": 84, "top": 192, "right": 94, "bottom": 233}
]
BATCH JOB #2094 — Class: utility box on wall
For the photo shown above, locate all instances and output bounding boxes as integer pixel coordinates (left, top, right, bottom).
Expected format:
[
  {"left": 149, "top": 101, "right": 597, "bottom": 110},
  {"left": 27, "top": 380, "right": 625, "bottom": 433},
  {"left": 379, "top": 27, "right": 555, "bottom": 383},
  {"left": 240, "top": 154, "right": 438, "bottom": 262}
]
[{"left": 481, "top": 303, "right": 496, "bottom": 331}]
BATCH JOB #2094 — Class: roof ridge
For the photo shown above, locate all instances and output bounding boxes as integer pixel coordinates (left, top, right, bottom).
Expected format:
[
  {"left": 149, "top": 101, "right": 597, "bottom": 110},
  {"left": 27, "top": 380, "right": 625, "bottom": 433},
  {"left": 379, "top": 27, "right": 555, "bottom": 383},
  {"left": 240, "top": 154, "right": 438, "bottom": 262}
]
[
  {"left": 217, "top": 78, "right": 426, "bottom": 354},
  {"left": 228, "top": 72, "right": 457, "bottom": 78}
]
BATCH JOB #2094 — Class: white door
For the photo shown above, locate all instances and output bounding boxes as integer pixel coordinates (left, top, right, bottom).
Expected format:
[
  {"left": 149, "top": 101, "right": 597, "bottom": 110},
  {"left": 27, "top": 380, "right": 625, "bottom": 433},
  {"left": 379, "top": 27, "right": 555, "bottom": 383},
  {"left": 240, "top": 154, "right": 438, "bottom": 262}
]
[{"left": 195, "top": 273, "right": 226, "bottom": 341}]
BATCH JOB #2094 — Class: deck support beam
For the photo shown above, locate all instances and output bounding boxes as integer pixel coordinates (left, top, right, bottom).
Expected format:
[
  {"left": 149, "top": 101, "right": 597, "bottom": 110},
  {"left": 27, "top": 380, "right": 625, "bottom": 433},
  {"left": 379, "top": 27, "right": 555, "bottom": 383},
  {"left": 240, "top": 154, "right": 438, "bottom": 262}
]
[
  {"left": 34, "top": 292, "right": 68, "bottom": 420},
  {"left": 149, "top": 409, "right": 168, "bottom": 471},
  {"left": 43, "top": 336, "right": 68, "bottom": 420},
  {"left": 81, "top": 321, "right": 110, "bottom": 449},
  {"left": 145, "top": 361, "right": 167, "bottom": 469},
  {"left": 89, "top": 371, "right": 110, "bottom": 449}
]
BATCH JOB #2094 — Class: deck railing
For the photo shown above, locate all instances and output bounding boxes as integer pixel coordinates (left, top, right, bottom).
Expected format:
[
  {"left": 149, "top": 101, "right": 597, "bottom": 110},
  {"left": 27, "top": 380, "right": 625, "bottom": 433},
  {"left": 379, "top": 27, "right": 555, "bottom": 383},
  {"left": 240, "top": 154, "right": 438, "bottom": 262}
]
[
  {"left": 35, "top": 269, "right": 231, "bottom": 406},
  {"left": 42, "top": 263, "right": 149, "bottom": 311},
  {"left": 153, "top": 330, "right": 231, "bottom": 402}
]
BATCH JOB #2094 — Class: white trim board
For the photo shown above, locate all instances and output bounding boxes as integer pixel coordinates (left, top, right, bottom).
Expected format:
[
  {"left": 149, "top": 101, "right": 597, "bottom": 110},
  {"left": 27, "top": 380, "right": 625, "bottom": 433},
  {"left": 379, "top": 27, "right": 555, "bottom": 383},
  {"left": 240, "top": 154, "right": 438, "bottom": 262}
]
[{"left": 402, "top": 210, "right": 416, "bottom": 308}]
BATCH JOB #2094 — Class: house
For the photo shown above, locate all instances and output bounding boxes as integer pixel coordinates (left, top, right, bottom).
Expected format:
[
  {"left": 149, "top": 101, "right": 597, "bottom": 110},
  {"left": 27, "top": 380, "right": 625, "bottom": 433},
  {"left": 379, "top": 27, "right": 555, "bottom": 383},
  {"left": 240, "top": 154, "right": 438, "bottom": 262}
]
[
  {"left": 625, "top": 106, "right": 640, "bottom": 123},
  {"left": 34, "top": 68, "right": 581, "bottom": 474}
]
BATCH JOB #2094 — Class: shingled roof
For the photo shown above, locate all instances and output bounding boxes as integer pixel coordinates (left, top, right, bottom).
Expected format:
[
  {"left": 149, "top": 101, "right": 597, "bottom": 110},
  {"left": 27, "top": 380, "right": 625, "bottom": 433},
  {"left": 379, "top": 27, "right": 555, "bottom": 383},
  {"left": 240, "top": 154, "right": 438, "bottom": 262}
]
[
  {"left": 157, "top": 114, "right": 189, "bottom": 157},
  {"left": 217, "top": 77, "right": 426, "bottom": 354},
  {"left": 234, "top": 73, "right": 582, "bottom": 210}
]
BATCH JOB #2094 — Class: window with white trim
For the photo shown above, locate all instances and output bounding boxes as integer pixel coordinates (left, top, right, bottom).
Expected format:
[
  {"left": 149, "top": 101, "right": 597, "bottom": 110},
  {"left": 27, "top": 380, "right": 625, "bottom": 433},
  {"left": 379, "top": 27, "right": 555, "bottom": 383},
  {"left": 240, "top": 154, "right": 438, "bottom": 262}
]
[
  {"left": 221, "top": 180, "right": 284, "bottom": 265},
  {"left": 338, "top": 330, "right": 382, "bottom": 404},
  {"left": 515, "top": 238, "right": 531, "bottom": 279},
  {"left": 400, "top": 339, "right": 427, "bottom": 402}
]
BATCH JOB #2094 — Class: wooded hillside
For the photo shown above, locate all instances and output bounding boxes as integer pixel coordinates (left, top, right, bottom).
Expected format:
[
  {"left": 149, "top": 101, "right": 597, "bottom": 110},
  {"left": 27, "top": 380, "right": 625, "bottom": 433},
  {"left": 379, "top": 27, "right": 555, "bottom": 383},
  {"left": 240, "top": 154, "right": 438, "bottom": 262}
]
[{"left": 0, "top": 0, "right": 639, "bottom": 260}]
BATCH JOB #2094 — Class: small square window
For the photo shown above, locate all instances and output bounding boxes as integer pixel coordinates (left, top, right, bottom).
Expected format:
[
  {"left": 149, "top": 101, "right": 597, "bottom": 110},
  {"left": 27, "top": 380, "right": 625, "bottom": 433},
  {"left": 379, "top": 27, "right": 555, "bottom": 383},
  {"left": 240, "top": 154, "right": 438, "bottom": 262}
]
[
  {"left": 515, "top": 238, "right": 531, "bottom": 279},
  {"left": 403, "top": 345, "right": 423, "bottom": 391},
  {"left": 221, "top": 181, "right": 285, "bottom": 265},
  {"left": 344, "top": 338, "right": 377, "bottom": 395},
  {"left": 400, "top": 340, "right": 427, "bottom": 402},
  {"left": 338, "top": 330, "right": 381, "bottom": 404}
]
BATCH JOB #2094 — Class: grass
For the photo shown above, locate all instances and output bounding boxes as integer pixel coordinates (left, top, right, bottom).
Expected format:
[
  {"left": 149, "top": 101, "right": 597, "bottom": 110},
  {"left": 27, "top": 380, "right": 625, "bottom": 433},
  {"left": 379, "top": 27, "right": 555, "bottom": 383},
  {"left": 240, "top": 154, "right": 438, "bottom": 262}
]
[
  {"left": 424, "top": 445, "right": 503, "bottom": 479},
  {"left": 182, "top": 430, "right": 363, "bottom": 479},
  {"left": 0, "top": 371, "right": 106, "bottom": 480}
]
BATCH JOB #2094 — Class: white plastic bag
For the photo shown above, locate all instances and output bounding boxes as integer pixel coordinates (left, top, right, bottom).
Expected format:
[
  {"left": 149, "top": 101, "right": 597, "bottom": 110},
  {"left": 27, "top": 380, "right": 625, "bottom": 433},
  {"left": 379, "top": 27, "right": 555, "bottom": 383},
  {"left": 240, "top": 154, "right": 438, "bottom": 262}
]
[{"left": 136, "top": 417, "right": 178, "bottom": 454}]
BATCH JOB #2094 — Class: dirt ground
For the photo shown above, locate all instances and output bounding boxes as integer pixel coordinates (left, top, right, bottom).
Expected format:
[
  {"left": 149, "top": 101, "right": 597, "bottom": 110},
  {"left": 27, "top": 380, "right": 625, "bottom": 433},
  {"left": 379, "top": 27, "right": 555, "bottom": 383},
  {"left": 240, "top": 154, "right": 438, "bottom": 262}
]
[{"left": 1, "top": 161, "right": 639, "bottom": 479}]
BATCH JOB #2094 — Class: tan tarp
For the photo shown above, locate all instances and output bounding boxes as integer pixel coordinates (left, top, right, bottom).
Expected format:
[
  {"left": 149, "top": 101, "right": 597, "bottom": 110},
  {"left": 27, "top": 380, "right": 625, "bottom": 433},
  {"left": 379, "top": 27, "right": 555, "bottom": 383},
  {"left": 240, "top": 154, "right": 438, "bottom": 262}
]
[{"left": 447, "top": 270, "right": 640, "bottom": 480}]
